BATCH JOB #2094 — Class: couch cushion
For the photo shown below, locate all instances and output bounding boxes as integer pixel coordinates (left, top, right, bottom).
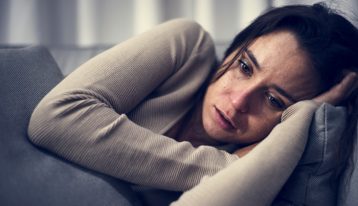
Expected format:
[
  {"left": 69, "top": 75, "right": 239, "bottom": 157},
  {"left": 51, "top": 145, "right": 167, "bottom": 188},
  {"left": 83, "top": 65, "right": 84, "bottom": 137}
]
[
  {"left": 273, "top": 103, "right": 348, "bottom": 205},
  {"left": 338, "top": 97, "right": 358, "bottom": 206},
  {"left": 339, "top": 138, "right": 358, "bottom": 206},
  {"left": 0, "top": 46, "right": 140, "bottom": 206}
]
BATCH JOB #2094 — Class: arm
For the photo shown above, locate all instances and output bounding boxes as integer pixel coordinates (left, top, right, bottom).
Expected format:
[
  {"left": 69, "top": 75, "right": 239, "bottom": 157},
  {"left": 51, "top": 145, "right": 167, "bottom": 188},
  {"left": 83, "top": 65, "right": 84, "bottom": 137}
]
[
  {"left": 172, "top": 101, "right": 318, "bottom": 205},
  {"left": 27, "top": 19, "right": 239, "bottom": 191}
]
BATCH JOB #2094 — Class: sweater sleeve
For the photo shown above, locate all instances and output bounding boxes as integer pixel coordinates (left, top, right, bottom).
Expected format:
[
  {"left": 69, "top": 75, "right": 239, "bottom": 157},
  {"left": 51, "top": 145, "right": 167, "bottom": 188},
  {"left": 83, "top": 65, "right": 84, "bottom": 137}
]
[
  {"left": 172, "top": 101, "right": 319, "bottom": 206},
  {"left": 27, "top": 19, "right": 239, "bottom": 191}
]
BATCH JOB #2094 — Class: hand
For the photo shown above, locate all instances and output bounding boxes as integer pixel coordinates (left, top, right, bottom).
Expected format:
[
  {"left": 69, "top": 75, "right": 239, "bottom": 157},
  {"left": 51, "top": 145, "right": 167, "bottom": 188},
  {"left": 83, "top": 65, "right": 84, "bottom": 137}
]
[{"left": 313, "top": 72, "right": 357, "bottom": 106}]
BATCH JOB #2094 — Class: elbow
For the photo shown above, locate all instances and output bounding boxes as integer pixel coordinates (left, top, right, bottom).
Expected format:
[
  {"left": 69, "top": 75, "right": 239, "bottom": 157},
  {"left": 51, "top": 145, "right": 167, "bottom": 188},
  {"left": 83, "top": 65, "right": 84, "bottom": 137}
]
[
  {"left": 27, "top": 89, "right": 113, "bottom": 148},
  {"left": 27, "top": 100, "right": 53, "bottom": 147},
  {"left": 27, "top": 93, "right": 65, "bottom": 148},
  {"left": 28, "top": 87, "right": 119, "bottom": 152}
]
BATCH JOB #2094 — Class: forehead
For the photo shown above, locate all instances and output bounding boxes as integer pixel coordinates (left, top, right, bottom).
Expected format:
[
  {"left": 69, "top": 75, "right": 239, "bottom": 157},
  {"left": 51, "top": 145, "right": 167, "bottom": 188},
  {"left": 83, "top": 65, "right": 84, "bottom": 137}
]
[
  {"left": 249, "top": 30, "right": 307, "bottom": 70},
  {"left": 247, "top": 31, "right": 321, "bottom": 100}
]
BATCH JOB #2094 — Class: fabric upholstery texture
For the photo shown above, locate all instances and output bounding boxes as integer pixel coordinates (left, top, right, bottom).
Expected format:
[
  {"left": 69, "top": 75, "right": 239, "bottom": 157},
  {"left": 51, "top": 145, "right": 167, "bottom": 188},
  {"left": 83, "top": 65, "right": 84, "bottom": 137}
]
[
  {"left": 339, "top": 142, "right": 358, "bottom": 206},
  {"left": 274, "top": 103, "right": 348, "bottom": 205},
  {"left": 338, "top": 97, "right": 358, "bottom": 206},
  {"left": 0, "top": 46, "right": 139, "bottom": 206}
]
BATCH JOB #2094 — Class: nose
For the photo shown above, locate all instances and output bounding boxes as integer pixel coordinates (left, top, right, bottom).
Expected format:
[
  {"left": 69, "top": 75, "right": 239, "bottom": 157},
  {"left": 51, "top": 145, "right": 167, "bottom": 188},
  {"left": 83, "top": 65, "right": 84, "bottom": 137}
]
[{"left": 230, "top": 87, "right": 256, "bottom": 113}]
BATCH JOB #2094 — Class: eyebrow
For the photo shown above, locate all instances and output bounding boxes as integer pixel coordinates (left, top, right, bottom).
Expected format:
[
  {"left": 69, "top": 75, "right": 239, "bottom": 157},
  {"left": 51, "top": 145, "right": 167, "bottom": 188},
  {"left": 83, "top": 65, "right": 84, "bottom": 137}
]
[
  {"left": 272, "top": 85, "right": 297, "bottom": 103},
  {"left": 244, "top": 48, "right": 297, "bottom": 103},
  {"left": 244, "top": 49, "right": 261, "bottom": 70}
]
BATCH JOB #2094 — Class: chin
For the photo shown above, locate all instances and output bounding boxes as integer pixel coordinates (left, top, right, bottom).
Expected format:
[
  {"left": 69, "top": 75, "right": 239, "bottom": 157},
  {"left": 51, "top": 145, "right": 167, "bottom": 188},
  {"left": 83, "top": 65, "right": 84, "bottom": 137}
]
[
  {"left": 206, "top": 127, "right": 259, "bottom": 145},
  {"left": 205, "top": 128, "right": 240, "bottom": 144},
  {"left": 202, "top": 112, "right": 250, "bottom": 144}
]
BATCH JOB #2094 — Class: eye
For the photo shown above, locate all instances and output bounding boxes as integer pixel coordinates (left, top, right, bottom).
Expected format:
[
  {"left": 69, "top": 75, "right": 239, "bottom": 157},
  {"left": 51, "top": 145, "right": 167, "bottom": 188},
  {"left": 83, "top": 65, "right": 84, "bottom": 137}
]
[
  {"left": 238, "top": 59, "right": 252, "bottom": 76},
  {"left": 265, "top": 92, "right": 285, "bottom": 110}
]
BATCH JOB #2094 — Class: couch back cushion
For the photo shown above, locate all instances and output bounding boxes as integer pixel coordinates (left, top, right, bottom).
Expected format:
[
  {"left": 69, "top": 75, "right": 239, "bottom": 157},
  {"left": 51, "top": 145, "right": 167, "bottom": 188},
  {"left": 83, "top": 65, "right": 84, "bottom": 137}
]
[{"left": 0, "top": 46, "right": 139, "bottom": 206}]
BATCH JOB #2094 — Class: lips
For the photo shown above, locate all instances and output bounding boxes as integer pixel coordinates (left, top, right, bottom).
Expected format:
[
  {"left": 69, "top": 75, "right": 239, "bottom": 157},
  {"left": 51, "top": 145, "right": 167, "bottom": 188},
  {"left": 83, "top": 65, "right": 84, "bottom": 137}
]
[{"left": 214, "top": 106, "right": 237, "bottom": 130}]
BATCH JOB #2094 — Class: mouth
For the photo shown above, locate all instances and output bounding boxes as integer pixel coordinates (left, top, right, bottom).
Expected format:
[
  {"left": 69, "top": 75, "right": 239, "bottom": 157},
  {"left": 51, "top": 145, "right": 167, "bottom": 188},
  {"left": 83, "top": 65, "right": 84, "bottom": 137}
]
[{"left": 214, "top": 106, "right": 237, "bottom": 131}]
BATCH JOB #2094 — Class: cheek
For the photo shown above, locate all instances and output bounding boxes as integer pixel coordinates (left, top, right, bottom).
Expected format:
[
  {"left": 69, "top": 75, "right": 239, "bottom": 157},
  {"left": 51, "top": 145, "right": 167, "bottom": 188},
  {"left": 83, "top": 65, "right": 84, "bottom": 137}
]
[
  {"left": 211, "top": 72, "right": 236, "bottom": 94},
  {"left": 248, "top": 112, "right": 281, "bottom": 142},
  {"left": 206, "top": 78, "right": 230, "bottom": 101},
  {"left": 261, "top": 116, "right": 280, "bottom": 134}
]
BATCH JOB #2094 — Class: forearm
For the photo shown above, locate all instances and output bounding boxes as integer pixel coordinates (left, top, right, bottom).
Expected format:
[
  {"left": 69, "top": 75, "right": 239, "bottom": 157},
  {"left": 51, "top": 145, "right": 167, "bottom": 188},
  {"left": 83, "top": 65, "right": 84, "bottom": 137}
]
[{"left": 28, "top": 93, "right": 238, "bottom": 191}]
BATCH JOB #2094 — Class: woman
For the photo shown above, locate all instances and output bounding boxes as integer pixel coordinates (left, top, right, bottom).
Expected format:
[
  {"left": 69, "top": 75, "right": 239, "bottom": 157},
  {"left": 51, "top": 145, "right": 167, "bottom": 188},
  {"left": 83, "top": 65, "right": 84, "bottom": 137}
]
[{"left": 28, "top": 3, "right": 357, "bottom": 205}]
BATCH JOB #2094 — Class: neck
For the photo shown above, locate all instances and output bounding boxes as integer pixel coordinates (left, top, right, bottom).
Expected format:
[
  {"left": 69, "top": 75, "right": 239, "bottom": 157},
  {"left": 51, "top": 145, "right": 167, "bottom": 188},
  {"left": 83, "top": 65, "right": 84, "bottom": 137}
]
[{"left": 177, "top": 101, "right": 223, "bottom": 147}]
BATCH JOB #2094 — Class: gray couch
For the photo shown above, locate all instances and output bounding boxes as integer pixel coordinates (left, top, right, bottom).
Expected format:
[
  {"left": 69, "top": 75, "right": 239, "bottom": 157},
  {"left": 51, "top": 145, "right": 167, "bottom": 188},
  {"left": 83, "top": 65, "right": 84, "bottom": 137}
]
[
  {"left": 0, "top": 46, "right": 142, "bottom": 206},
  {"left": 1, "top": 45, "right": 357, "bottom": 206}
]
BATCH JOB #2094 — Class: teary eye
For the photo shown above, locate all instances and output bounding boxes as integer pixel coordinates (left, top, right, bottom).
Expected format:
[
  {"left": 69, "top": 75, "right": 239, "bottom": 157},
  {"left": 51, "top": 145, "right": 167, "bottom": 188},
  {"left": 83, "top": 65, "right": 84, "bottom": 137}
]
[
  {"left": 238, "top": 59, "right": 252, "bottom": 76},
  {"left": 265, "top": 92, "right": 285, "bottom": 110}
]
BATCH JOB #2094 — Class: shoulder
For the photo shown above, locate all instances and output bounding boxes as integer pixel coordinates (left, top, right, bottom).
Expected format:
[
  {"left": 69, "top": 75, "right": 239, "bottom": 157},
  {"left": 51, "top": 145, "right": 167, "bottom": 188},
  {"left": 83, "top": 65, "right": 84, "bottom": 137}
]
[
  {"left": 158, "top": 18, "right": 207, "bottom": 35},
  {"left": 152, "top": 18, "right": 215, "bottom": 52}
]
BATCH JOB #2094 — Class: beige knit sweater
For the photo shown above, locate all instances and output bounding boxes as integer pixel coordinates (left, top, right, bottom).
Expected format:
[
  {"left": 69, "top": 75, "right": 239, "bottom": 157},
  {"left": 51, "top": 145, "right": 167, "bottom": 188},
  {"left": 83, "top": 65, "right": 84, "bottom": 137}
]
[{"left": 28, "top": 19, "right": 318, "bottom": 205}]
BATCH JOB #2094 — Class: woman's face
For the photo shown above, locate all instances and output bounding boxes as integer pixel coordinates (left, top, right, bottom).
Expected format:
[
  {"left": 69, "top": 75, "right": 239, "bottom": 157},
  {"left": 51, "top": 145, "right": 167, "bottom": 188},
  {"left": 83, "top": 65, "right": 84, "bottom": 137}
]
[{"left": 202, "top": 30, "right": 321, "bottom": 145}]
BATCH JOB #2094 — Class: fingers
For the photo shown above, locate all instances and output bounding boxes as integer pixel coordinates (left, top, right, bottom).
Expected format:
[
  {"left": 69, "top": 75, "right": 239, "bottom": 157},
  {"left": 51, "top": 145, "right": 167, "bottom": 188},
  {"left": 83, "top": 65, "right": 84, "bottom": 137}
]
[
  {"left": 314, "top": 72, "right": 357, "bottom": 105},
  {"left": 335, "top": 72, "right": 357, "bottom": 100},
  {"left": 340, "top": 72, "right": 356, "bottom": 101},
  {"left": 347, "top": 73, "right": 358, "bottom": 97}
]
